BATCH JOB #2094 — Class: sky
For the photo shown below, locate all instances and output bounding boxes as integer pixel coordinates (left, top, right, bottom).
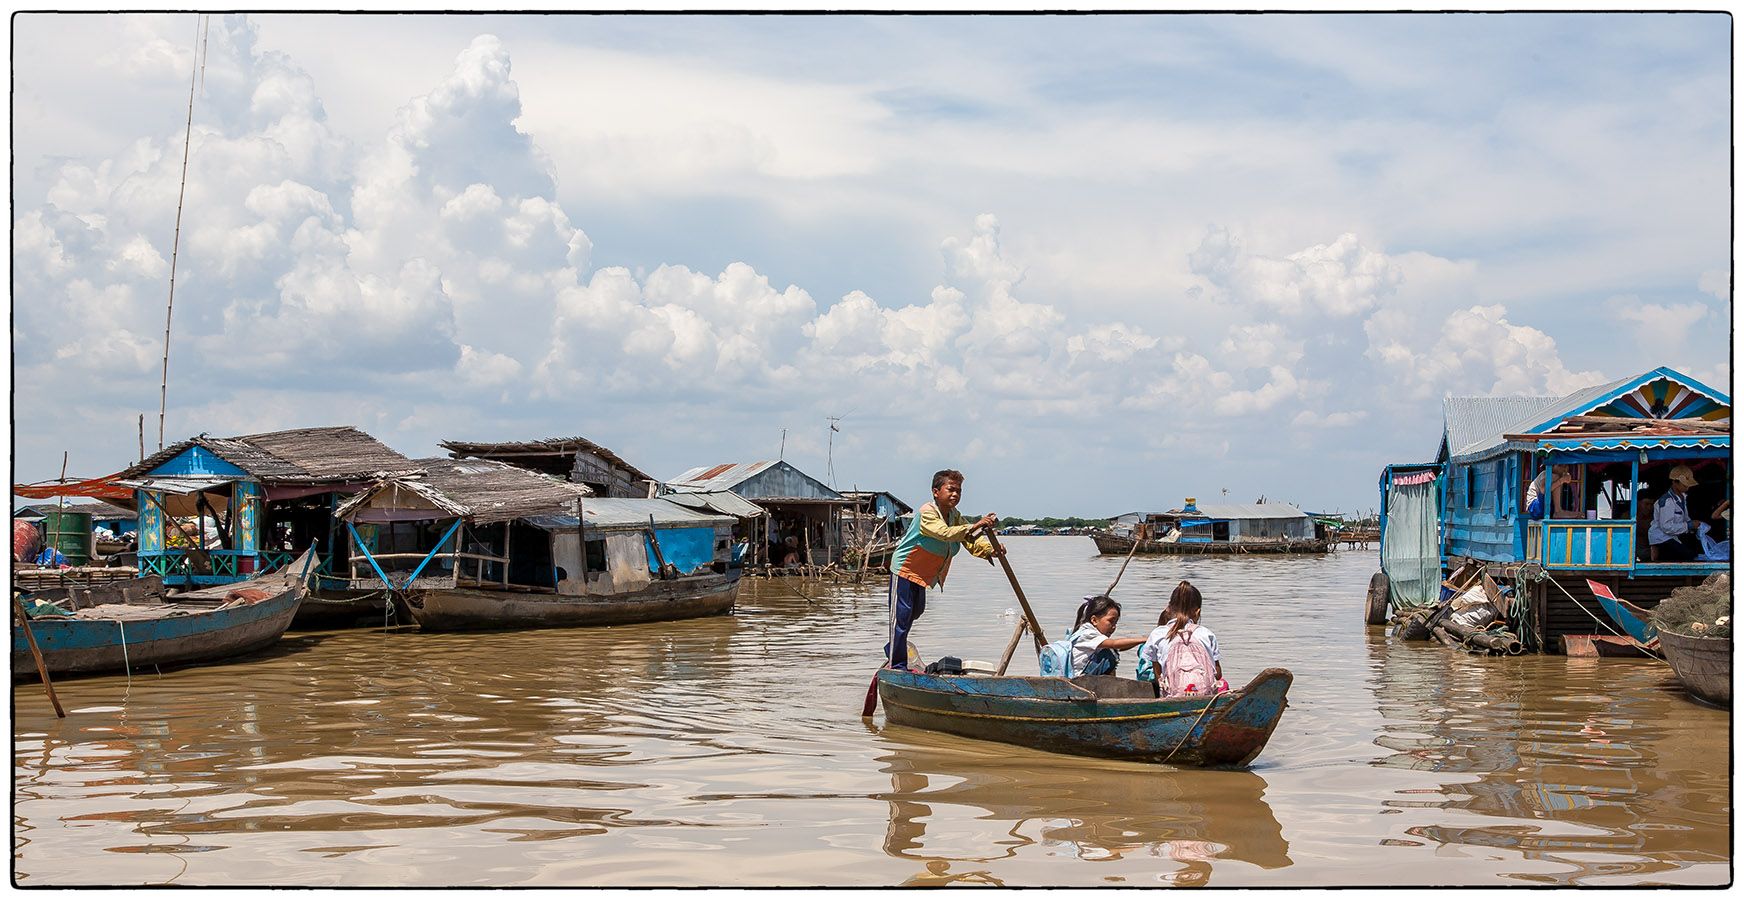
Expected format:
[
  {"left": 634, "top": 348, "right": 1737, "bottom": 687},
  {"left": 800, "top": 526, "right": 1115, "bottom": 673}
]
[{"left": 9, "top": 12, "right": 1733, "bottom": 518}]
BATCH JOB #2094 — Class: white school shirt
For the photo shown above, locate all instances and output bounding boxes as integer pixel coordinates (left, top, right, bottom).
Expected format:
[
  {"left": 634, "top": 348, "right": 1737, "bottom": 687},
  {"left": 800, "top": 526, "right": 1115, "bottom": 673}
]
[
  {"left": 1067, "top": 622, "right": 1113, "bottom": 674},
  {"left": 1140, "top": 622, "right": 1220, "bottom": 673}
]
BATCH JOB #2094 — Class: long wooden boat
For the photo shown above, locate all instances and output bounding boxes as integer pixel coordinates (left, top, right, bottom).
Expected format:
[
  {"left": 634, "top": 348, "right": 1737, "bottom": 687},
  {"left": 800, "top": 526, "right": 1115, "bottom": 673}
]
[
  {"left": 1586, "top": 579, "right": 1659, "bottom": 647},
  {"left": 877, "top": 667, "right": 1292, "bottom": 768},
  {"left": 402, "top": 569, "right": 740, "bottom": 632},
  {"left": 12, "top": 550, "right": 315, "bottom": 677},
  {"left": 1090, "top": 530, "right": 1330, "bottom": 556},
  {"left": 1657, "top": 629, "right": 1730, "bottom": 708}
]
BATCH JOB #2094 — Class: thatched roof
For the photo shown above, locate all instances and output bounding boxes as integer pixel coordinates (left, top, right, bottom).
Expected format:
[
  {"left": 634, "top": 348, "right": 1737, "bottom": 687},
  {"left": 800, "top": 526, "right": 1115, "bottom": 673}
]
[
  {"left": 338, "top": 458, "right": 596, "bottom": 525},
  {"left": 440, "top": 435, "right": 655, "bottom": 484},
  {"left": 122, "top": 426, "right": 422, "bottom": 483}
]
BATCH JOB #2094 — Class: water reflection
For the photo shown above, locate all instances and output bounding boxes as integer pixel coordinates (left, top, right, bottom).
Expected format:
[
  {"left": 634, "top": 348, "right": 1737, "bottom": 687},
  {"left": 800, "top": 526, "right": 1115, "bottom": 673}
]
[
  {"left": 12, "top": 541, "right": 1729, "bottom": 886},
  {"left": 1364, "top": 629, "right": 1729, "bottom": 884},
  {"left": 876, "top": 741, "right": 1289, "bottom": 885}
]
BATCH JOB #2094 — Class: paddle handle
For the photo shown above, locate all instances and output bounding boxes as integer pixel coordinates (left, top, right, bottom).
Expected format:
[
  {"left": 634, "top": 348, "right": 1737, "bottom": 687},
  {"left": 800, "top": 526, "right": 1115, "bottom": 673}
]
[
  {"left": 13, "top": 596, "right": 65, "bottom": 718},
  {"left": 995, "top": 617, "right": 1029, "bottom": 676},
  {"left": 977, "top": 527, "right": 1047, "bottom": 648}
]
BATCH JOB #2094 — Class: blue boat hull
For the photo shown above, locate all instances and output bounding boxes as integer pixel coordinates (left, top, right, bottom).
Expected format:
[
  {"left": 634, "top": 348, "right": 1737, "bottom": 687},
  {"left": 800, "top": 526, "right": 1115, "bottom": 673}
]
[
  {"left": 13, "top": 552, "right": 312, "bottom": 677},
  {"left": 1587, "top": 579, "right": 1660, "bottom": 645},
  {"left": 877, "top": 668, "right": 1292, "bottom": 768}
]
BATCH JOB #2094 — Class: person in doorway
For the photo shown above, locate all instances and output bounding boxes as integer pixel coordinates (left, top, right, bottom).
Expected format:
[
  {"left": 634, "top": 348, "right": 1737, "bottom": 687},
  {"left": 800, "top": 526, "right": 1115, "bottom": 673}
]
[
  {"left": 883, "top": 469, "right": 1001, "bottom": 671},
  {"left": 780, "top": 535, "right": 802, "bottom": 566},
  {"left": 1649, "top": 465, "right": 1702, "bottom": 561},
  {"left": 1525, "top": 466, "right": 1575, "bottom": 519}
]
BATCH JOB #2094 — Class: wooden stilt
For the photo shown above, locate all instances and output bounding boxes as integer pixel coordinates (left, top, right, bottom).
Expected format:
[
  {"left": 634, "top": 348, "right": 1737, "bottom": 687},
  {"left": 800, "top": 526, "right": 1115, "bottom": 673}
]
[{"left": 14, "top": 596, "right": 66, "bottom": 718}]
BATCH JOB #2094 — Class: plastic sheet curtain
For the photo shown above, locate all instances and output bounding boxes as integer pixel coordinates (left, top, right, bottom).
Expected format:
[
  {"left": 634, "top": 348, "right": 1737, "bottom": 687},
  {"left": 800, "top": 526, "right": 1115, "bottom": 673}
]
[{"left": 1382, "top": 479, "right": 1441, "bottom": 609}]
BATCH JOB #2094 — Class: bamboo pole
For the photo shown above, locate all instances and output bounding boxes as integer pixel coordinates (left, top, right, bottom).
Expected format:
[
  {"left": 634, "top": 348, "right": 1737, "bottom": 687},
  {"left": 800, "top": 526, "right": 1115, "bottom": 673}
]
[
  {"left": 14, "top": 596, "right": 66, "bottom": 718},
  {"left": 158, "top": 14, "right": 201, "bottom": 451}
]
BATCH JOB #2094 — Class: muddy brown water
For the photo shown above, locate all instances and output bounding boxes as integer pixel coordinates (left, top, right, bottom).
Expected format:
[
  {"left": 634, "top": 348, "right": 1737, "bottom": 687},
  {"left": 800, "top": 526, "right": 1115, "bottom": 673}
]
[{"left": 12, "top": 538, "right": 1730, "bottom": 886}]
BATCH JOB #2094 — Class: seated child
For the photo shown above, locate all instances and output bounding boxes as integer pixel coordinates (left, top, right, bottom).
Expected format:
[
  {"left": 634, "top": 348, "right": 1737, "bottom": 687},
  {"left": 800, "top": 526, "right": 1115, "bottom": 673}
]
[
  {"left": 1140, "top": 580, "right": 1229, "bottom": 697},
  {"left": 1064, "top": 595, "right": 1147, "bottom": 676}
]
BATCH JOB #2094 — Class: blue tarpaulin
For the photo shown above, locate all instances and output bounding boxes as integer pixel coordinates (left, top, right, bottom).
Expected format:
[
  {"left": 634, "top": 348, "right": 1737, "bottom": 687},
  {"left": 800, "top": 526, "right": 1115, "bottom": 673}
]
[{"left": 645, "top": 527, "right": 715, "bottom": 574}]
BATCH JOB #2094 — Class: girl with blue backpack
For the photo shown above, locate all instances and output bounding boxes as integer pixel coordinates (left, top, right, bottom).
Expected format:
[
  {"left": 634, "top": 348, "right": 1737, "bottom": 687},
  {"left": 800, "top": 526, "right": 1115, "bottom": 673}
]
[{"left": 1040, "top": 595, "right": 1147, "bottom": 677}]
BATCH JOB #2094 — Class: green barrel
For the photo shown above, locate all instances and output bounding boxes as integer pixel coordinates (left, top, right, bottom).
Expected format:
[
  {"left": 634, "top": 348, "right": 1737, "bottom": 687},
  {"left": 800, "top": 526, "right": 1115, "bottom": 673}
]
[{"left": 40, "top": 509, "right": 93, "bottom": 566}]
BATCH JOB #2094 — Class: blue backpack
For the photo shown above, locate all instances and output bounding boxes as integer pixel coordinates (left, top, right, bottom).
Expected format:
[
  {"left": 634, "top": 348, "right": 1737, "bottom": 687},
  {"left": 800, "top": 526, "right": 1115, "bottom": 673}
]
[{"left": 1038, "top": 634, "right": 1117, "bottom": 678}]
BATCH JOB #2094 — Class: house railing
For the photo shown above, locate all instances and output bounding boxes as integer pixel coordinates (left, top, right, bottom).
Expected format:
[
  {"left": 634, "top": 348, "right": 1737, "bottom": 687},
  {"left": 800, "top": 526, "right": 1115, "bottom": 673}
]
[{"left": 1527, "top": 520, "right": 1635, "bottom": 570}]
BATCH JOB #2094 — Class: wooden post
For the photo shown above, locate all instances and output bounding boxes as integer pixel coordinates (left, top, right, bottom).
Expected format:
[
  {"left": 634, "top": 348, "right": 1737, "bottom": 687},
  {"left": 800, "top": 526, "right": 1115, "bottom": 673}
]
[
  {"left": 575, "top": 498, "right": 588, "bottom": 596},
  {"left": 14, "top": 596, "right": 65, "bottom": 718},
  {"left": 647, "top": 515, "right": 671, "bottom": 578},
  {"left": 502, "top": 521, "right": 512, "bottom": 586},
  {"left": 995, "top": 617, "right": 1030, "bottom": 677}
]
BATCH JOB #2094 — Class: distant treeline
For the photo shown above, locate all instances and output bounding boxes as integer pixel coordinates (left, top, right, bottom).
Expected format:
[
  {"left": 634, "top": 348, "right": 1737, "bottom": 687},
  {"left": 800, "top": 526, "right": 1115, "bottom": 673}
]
[{"left": 996, "top": 516, "right": 1110, "bottom": 528}]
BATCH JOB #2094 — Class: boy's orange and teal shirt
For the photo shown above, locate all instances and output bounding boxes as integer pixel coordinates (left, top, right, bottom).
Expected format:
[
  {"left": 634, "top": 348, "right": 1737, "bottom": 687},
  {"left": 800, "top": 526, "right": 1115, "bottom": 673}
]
[{"left": 891, "top": 501, "right": 996, "bottom": 589}]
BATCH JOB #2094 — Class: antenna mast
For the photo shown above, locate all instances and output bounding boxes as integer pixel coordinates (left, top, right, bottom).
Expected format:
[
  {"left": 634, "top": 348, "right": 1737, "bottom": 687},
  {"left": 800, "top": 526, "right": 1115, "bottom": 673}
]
[{"left": 157, "top": 13, "right": 203, "bottom": 450}]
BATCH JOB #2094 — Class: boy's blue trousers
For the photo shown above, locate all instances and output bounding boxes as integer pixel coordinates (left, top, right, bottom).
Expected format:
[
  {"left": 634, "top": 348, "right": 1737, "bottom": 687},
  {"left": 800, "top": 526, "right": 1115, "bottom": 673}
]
[{"left": 884, "top": 576, "right": 926, "bottom": 669}]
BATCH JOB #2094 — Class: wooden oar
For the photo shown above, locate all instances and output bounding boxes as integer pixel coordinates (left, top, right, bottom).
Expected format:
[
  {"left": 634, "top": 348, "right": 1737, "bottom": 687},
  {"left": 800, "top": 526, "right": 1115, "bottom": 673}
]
[
  {"left": 979, "top": 527, "right": 1052, "bottom": 676},
  {"left": 1104, "top": 525, "right": 1144, "bottom": 596},
  {"left": 14, "top": 596, "right": 65, "bottom": 718}
]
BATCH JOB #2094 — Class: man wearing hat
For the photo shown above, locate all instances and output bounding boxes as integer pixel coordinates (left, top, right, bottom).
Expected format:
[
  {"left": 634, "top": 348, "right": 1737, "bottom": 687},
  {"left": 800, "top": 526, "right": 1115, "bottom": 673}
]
[{"left": 1648, "top": 465, "right": 1702, "bottom": 561}]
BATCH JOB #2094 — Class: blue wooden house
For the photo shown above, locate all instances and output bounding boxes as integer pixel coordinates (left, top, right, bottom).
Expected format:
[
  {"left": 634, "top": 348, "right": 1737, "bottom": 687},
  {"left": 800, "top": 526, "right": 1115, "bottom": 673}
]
[
  {"left": 1379, "top": 366, "right": 1730, "bottom": 651},
  {"left": 115, "top": 426, "right": 422, "bottom": 592}
]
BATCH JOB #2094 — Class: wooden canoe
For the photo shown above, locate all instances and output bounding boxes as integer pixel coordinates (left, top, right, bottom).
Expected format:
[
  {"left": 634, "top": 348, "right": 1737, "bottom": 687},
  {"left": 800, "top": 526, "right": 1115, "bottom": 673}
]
[
  {"left": 1586, "top": 579, "right": 1660, "bottom": 647},
  {"left": 403, "top": 570, "right": 740, "bottom": 632},
  {"left": 1657, "top": 629, "right": 1731, "bottom": 708},
  {"left": 1090, "top": 531, "right": 1330, "bottom": 556},
  {"left": 877, "top": 667, "right": 1292, "bottom": 768},
  {"left": 12, "top": 550, "right": 315, "bottom": 678}
]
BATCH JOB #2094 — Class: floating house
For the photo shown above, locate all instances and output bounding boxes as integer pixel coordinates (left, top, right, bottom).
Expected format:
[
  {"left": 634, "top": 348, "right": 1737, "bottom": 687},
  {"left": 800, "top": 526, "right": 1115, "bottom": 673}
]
[
  {"left": 1091, "top": 499, "right": 1328, "bottom": 555},
  {"left": 1378, "top": 366, "right": 1731, "bottom": 653},
  {"left": 440, "top": 435, "right": 658, "bottom": 498},
  {"left": 839, "top": 490, "right": 914, "bottom": 546},
  {"left": 110, "top": 426, "right": 422, "bottom": 596},
  {"left": 666, "top": 461, "right": 852, "bottom": 567},
  {"left": 335, "top": 458, "right": 738, "bottom": 631}
]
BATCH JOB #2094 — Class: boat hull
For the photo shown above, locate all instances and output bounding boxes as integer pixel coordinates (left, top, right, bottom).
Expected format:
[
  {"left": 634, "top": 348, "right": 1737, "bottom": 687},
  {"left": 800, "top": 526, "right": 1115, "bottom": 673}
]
[
  {"left": 404, "top": 571, "right": 740, "bottom": 632},
  {"left": 1658, "top": 630, "right": 1731, "bottom": 707},
  {"left": 878, "top": 667, "right": 1292, "bottom": 768},
  {"left": 1090, "top": 532, "right": 1330, "bottom": 556},
  {"left": 1587, "top": 579, "right": 1660, "bottom": 646},
  {"left": 12, "top": 553, "right": 312, "bottom": 677},
  {"left": 290, "top": 581, "right": 394, "bottom": 628}
]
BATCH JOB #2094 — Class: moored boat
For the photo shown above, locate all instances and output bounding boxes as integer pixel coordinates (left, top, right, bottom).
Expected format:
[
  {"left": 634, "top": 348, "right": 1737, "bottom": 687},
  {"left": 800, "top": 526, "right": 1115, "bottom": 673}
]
[
  {"left": 1586, "top": 579, "right": 1660, "bottom": 647},
  {"left": 1091, "top": 530, "right": 1331, "bottom": 556},
  {"left": 335, "top": 460, "right": 741, "bottom": 632},
  {"left": 1657, "top": 629, "right": 1731, "bottom": 708},
  {"left": 876, "top": 667, "right": 1292, "bottom": 768},
  {"left": 12, "top": 550, "right": 315, "bottom": 678},
  {"left": 403, "top": 570, "right": 739, "bottom": 631}
]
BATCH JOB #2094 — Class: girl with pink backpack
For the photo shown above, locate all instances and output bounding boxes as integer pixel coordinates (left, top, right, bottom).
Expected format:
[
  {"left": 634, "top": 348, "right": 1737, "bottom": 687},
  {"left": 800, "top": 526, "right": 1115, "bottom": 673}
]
[{"left": 1139, "top": 581, "right": 1230, "bottom": 698}]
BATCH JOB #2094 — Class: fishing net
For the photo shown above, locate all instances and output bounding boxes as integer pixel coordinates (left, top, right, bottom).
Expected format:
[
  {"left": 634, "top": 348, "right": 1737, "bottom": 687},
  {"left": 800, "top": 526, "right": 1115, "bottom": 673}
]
[{"left": 1651, "top": 573, "right": 1731, "bottom": 638}]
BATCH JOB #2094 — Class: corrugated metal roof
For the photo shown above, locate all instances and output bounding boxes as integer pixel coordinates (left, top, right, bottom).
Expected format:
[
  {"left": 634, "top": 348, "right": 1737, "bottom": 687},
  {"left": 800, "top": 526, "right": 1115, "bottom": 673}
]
[
  {"left": 666, "top": 461, "right": 780, "bottom": 492},
  {"left": 663, "top": 490, "right": 766, "bottom": 519},
  {"left": 1442, "top": 396, "right": 1560, "bottom": 459},
  {"left": 1179, "top": 503, "right": 1308, "bottom": 520},
  {"left": 525, "top": 497, "right": 733, "bottom": 531},
  {"left": 439, "top": 435, "right": 655, "bottom": 484}
]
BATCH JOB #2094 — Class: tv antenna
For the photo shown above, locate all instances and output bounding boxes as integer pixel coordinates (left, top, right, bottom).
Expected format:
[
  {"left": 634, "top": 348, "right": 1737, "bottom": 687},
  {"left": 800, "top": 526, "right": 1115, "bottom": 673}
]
[{"left": 826, "top": 409, "right": 854, "bottom": 488}]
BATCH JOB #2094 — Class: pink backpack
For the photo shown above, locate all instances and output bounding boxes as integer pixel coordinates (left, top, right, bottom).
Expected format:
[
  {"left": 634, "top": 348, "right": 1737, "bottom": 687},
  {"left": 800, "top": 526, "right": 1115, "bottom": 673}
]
[{"left": 1161, "top": 623, "right": 1218, "bottom": 698}]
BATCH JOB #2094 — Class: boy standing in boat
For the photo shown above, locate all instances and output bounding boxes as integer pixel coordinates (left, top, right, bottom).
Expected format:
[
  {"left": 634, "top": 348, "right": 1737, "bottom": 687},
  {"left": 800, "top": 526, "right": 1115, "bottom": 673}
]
[{"left": 885, "top": 469, "right": 1001, "bottom": 670}]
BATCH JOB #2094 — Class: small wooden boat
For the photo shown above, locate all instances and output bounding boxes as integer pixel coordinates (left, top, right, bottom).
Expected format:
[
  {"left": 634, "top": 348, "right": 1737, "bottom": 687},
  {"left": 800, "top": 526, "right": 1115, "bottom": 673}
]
[
  {"left": 876, "top": 667, "right": 1292, "bottom": 768},
  {"left": 1090, "top": 531, "right": 1330, "bottom": 556},
  {"left": 404, "top": 569, "right": 740, "bottom": 632},
  {"left": 1586, "top": 579, "right": 1659, "bottom": 647},
  {"left": 12, "top": 550, "right": 315, "bottom": 678},
  {"left": 1658, "top": 629, "right": 1731, "bottom": 708}
]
